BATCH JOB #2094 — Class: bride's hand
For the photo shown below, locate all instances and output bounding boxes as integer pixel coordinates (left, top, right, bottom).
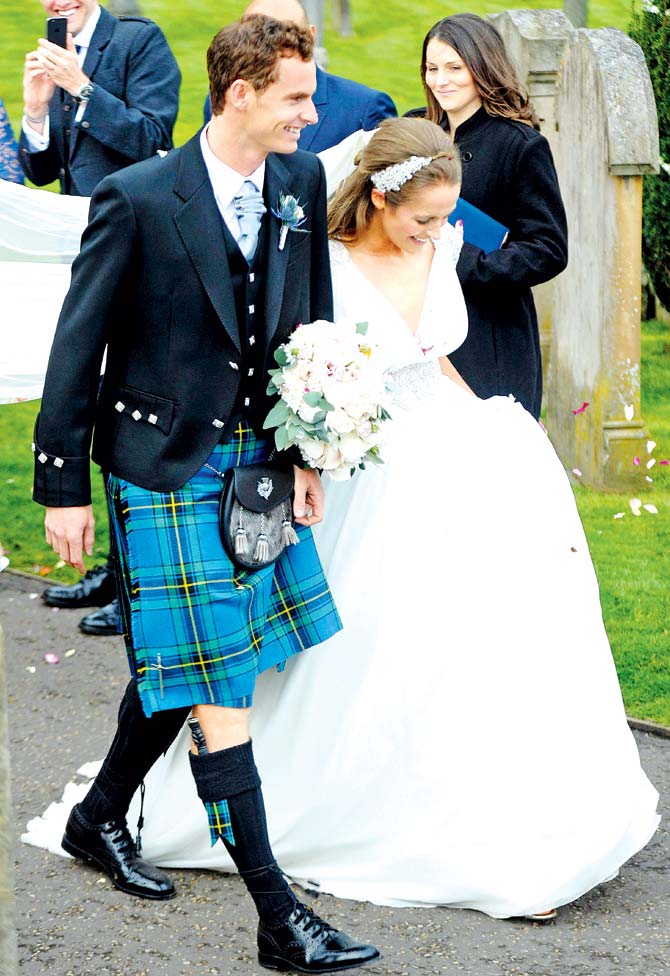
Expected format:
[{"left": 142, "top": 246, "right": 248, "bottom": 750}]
[{"left": 293, "top": 466, "right": 324, "bottom": 527}]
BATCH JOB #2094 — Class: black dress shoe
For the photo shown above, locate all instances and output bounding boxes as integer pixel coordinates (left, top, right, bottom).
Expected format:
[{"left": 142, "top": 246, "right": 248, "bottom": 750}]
[
  {"left": 43, "top": 563, "right": 116, "bottom": 608},
  {"left": 258, "top": 902, "right": 380, "bottom": 973},
  {"left": 62, "top": 803, "right": 176, "bottom": 900},
  {"left": 78, "top": 599, "right": 120, "bottom": 636}
]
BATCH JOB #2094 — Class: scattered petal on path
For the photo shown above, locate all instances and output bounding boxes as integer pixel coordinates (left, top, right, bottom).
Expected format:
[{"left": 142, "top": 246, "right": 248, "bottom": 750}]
[
  {"left": 64, "top": 648, "right": 77, "bottom": 658},
  {"left": 28, "top": 593, "right": 39, "bottom": 600},
  {"left": 613, "top": 512, "right": 625, "bottom": 519},
  {"left": 647, "top": 440, "right": 656, "bottom": 454},
  {"left": 624, "top": 404, "right": 634, "bottom": 421},
  {"left": 26, "top": 666, "right": 36, "bottom": 674},
  {"left": 659, "top": 459, "right": 669, "bottom": 466},
  {"left": 643, "top": 504, "right": 659, "bottom": 514},
  {"left": 571, "top": 401, "right": 589, "bottom": 415},
  {"left": 0, "top": 556, "right": 8, "bottom": 573},
  {"left": 55, "top": 559, "right": 66, "bottom": 569},
  {"left": 629, "top": 498, "right": 642, "bottom": 516},
  {"left": 633, "top": 456, "right": 641, "bottom": 465},
  {"left": 43, "top": 653, "right": 60, "bottom": 665},
  {"left": 646, "top": 476, "right": 654, "bottom": 483},
  {"left": 572, "top": 468, "right": 582, "bottom": 477},
  {"left": 647, "top": 458, "right": 656, "bottom": 469}
]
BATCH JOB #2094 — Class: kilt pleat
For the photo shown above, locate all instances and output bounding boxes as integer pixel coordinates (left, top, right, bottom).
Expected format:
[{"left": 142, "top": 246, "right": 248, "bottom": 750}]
[{"left": 107, "top": 427, "right": 341, "bottom": 717}]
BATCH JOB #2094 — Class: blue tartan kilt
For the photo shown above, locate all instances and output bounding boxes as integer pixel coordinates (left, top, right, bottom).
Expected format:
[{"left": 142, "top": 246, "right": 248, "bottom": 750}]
[{"left": 106, "top": 427, "right": 342, "bottom": 717}]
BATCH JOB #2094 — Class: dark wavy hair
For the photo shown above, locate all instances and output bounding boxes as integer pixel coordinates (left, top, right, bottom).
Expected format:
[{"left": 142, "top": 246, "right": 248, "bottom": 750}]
[{"left": 421, "top": 14, "right": 540, "bottom": 131}]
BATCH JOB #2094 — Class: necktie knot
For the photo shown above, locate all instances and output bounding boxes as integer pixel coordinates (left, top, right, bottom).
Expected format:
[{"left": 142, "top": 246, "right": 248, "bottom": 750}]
[{"left": 233, "top": 180, "right": 266, "bottom": 264}]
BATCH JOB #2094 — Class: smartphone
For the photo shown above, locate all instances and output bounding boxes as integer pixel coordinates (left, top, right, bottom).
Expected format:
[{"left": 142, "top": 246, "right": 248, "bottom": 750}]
[{"left": 46, "top": 16, "right": 68, "bottom": 48}]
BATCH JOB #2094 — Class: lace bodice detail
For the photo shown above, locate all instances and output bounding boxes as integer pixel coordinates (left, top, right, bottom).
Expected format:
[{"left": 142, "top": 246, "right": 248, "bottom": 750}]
[{"left": 329, "top": 223, "right": 467, "bottom": 376}]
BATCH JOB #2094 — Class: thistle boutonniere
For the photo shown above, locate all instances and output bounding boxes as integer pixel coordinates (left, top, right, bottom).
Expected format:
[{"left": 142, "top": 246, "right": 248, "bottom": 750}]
[{"left": 272, "top": 194, "right": 308, "bottom": 250}]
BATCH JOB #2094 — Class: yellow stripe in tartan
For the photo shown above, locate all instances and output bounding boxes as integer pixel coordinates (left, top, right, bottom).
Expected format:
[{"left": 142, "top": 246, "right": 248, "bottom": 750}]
[
  {"left": 123, "top": 498, "right": 216, "bottom": 514},
  {"left": 166, "top": 491, "right": 215, "bottom": 704},
  {"left": 213, "top": 805, "right": 231, "bottom": 833},
  {"left": 133, "top": 575, "right": 238, "bottom": 594},
  {"left": 137, "top": 641, "right": 259, "bottom": 675}
]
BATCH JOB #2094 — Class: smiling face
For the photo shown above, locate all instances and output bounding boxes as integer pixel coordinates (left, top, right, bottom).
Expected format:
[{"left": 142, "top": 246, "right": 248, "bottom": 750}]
[
  {"left": 375, "top": 181, "right": 460, "bottom": 253},
  {"left": 40, "top": 0, "right": 98, "bottom": 37},
  {"left": 242, "top": 54, "right": 317, "bottom": 155},
  {"left": 424, "top": 39, "right": 482, "bottom": 129}
]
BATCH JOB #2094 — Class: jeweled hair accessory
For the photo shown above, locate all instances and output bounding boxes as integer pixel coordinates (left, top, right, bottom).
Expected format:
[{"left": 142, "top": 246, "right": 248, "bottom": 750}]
[{"left": 370, "top": 155, "right": 433, "bottom": 193}]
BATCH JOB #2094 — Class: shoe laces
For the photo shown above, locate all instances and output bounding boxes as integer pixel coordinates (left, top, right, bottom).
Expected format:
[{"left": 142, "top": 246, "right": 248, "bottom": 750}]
[
  {"left": 106, "top": 822, "right": 137, "bottom": 859},
  {"left": 292, "top": 903, "right": 336, "bottom": 942}
]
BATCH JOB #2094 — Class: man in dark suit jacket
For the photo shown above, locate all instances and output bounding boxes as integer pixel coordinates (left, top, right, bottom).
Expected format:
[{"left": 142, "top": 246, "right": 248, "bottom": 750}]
[
  {"left": 33, "top": 15, "right": 378, "bottom": 974},
  {"left": 20, "top": 0, "right": 180, "bottom": 195},
  {"left": 203, "top": 0, "right": 396, "bottom": 152},
  {"left": 21, "top": 0, "right": 180, "bottom": 633}
]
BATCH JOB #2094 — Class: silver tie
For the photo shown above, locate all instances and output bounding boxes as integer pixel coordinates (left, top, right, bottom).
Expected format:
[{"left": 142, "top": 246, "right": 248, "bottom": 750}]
[{"left": 233, "top": 180, "right": 266, "bottom": 264}]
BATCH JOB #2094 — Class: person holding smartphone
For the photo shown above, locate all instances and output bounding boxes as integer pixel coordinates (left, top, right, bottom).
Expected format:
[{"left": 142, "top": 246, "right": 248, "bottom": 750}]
[
  {"left": 19, "top": 0, "right": 180, "bottom": 196},
  {"left": 19, "top": 0, "right": 181, "bottom": 636}
]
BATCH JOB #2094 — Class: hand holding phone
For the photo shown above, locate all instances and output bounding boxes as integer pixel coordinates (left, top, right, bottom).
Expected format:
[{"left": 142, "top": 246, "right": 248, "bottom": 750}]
[{"left": 46, "top": 17, "right": 68, "bottom": 48}]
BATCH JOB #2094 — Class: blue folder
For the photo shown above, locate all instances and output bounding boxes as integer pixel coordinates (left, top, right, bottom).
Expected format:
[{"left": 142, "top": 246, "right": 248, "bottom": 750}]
[{"left": 448, "top": 197, "right": 509, "bottom": 254}]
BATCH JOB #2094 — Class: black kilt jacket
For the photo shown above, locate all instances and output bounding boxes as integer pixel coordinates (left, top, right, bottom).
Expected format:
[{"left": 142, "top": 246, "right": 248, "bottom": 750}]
[{"left": 33, "top": 132, "right": 333, "bottom": 507}]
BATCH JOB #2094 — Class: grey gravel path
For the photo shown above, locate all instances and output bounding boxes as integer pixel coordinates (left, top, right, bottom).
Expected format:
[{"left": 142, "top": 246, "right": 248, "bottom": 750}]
[{"left": 2, "top": 570, "right": 669, "bottom": 976}]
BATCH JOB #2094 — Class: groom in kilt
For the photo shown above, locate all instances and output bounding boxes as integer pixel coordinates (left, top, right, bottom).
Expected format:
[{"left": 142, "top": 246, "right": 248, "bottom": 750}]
[{"left": 33, "top": 15, "right": 379, "bottom": 973}]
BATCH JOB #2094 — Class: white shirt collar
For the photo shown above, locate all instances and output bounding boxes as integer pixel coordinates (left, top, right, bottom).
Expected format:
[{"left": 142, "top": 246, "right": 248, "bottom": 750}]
[
  {"left": 74, "top": 4, "right": 101, "bottom": 53},
  {"left": 199, "top": 125, "right": 265, "bottom": 216}
]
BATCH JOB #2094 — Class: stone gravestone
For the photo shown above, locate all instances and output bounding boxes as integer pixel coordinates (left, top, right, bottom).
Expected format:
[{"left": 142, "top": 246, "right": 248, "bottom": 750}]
[
  {"left": 106, "top": 0, "right": 142, "bottom": 14},
  {"left": 548, "top": 28, "right": 659, "bottom": 489},
  {"left": 0, "top": 628, "right": 18, "bottom": 976},
  {"left": 489, "top": 10, "right": 573, "bottom": 393}
]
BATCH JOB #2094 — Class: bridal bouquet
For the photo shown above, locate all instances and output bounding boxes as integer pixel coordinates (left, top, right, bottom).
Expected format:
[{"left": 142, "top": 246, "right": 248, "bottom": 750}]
[{"left": 263, "top": 319, "right": 390, "bottom": 480}]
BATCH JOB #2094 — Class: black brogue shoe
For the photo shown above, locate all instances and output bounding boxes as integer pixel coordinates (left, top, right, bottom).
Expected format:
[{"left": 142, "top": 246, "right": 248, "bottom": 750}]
[
  {"left": 78, "top": 598, "right": 120, "bottom": 636},
  {"left": 43, "top": 563, "right": 116, "bottom": 608},
  {"left": 258, "top": 901, "right": 380, "bottom": 973},
  {"left": 62, "top": 803, "right": 175, "bottom": 900}
]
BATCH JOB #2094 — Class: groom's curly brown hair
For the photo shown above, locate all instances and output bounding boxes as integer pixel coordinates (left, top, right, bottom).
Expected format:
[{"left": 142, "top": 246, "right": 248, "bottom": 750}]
[{"left": 207, "top": 14, "right": 314, "bottom": 115}]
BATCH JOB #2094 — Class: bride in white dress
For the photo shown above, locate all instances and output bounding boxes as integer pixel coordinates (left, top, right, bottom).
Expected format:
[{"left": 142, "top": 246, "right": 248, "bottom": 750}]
[{"left": 25, "top": 118, "right": 659, "bottom": 919}]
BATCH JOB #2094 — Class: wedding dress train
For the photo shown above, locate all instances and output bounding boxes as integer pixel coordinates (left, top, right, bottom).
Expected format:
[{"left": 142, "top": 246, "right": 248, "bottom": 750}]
[{"left": 23, "top": 229, "right": 659, "bottom": 918}]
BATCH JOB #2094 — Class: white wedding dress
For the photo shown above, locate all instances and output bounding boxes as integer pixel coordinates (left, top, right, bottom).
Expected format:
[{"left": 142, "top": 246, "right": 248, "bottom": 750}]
[{"left": 24, "top": 229, "right": 660, "bottom": 918}]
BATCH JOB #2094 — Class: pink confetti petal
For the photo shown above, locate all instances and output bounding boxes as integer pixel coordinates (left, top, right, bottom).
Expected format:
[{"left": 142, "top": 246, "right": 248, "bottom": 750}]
[
  {"left": 659, "top": 459, "right": 669, "bottom": 466},
  {"left": 43, "top": 653, "right": 60, "bottom": 665},
  {"left": 572, "top": 468, "right": 582, "bottom": 477},
  {"left": 633, "top": 456, "right": 641, "bottom": 465},
  {"left": 571, "top": 401, "right": 589, "bottom": 415}
]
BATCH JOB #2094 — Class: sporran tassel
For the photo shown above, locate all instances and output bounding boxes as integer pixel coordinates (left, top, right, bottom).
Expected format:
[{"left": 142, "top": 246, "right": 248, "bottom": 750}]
[
  {"left": 254, "top": 532, "right": 270, "bottom": 562},
  {"left": 282, "top": 519, "right": 300, "bottom": 546}
]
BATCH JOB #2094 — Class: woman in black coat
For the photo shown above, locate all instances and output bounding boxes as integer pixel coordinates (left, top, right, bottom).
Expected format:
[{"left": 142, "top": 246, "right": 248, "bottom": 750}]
[{"left": 409, "top": 14, "right": 567, "bottom": 418}]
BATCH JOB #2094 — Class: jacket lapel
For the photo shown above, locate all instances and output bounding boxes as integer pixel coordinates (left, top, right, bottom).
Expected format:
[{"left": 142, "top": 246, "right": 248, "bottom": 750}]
[
  {"left": 70, "top": 8, "right": 115, "bottom": 160},
  {"left": 263, "top": 153, "right": 294, "bottom": 348},
  {"left": 173, "top": 134, "right": 241, "bottom": 352},
  {"left": 298, "top": 67, "right": 328, "bottom": 153}
]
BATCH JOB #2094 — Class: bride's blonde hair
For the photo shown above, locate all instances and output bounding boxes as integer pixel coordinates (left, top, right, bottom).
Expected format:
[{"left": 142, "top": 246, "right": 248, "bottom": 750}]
[{"left": 328, "top": 117, "right": 461, "bottom": 244}]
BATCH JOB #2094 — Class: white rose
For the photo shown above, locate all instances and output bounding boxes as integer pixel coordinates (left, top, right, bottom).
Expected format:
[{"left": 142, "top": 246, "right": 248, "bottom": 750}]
[
  {"left": 326, "top": 409, "right": 356, "bottom": 434},
  {"left": 339, "top": 432, "right": 367, "bottom": 464},
  {"left": 300, "top": 437, "right": 328, "bottom": 461}
]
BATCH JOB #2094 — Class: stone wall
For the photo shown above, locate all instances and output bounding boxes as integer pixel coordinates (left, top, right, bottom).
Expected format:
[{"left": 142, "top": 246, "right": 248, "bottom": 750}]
[{"left": 547, "top": 28, "right": 659, "bottom": 488}]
